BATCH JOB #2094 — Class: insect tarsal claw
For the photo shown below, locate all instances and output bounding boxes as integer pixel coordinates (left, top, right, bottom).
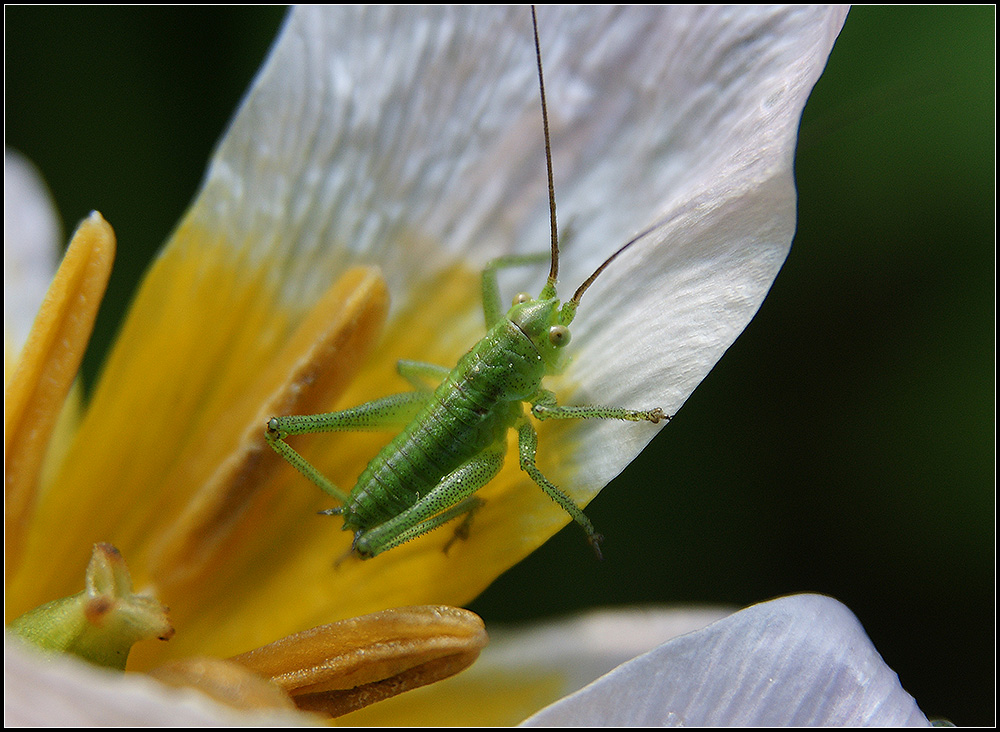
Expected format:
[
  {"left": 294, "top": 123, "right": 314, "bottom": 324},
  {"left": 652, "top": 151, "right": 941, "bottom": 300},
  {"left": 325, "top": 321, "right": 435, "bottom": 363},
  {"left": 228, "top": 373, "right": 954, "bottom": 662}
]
[{"left": 589, "top": 534, "right": 606, "bottom": 561}]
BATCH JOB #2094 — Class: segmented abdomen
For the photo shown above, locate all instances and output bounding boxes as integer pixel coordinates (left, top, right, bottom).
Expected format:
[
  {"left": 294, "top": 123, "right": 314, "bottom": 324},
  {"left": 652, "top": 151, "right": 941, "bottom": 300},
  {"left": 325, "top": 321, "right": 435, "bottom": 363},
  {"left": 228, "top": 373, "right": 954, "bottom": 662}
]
[{"left": 343, "top": 322, "right": 540, "bottom": 529}]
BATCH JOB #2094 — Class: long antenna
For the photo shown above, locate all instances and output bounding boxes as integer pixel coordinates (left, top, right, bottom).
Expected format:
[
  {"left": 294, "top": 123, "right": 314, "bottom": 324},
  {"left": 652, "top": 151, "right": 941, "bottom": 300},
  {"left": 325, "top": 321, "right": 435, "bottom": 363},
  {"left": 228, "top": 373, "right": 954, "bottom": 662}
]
[
  {"left": 531, "top": 6, "right": 560, "bottom": 286},
  {"left": 570, "top": 232, "right": 643, "bottom": 304},
  {"left": 569, "top": 198, "right": 702, "bottom": 306}
]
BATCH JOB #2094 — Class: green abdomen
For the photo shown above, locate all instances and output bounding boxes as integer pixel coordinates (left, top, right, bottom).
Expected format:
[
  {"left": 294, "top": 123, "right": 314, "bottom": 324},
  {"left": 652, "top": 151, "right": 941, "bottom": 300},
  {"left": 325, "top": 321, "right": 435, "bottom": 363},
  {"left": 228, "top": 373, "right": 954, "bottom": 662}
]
[{"left": 344, "top": 321, "right": 543, "bottom": 529}]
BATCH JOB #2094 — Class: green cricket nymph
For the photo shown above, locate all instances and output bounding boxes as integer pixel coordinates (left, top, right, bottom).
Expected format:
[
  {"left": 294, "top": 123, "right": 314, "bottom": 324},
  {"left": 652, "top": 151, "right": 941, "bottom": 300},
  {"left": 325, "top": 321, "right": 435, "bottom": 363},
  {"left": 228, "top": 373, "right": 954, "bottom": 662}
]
[{"left": 264, "top": 7, "right": 668, "bottom": 561}]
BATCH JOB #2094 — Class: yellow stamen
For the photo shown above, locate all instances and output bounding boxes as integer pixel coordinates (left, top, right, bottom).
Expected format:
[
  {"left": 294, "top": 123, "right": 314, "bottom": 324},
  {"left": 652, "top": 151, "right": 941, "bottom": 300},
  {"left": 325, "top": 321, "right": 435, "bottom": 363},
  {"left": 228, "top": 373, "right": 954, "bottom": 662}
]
[
  {"left": 142, "top": 266, "right": 389, "bottom": 603},
  {"left": 4, "top": 212, "right": 115, "bottom": 572},
  {"left": 229, "top": 605, "right": 488, "bottom": 718}
]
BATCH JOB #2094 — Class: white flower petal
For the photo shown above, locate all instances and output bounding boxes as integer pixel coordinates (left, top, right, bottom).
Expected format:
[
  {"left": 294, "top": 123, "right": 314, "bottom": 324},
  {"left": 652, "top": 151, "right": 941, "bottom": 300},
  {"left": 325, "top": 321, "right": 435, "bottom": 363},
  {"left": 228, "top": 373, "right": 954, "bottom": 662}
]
[
  {"left": 521, "top": 594, "right": 929, "bottom": 727},
  {"left": 554, "top": 6, "right": 850, "bottom": 486},
  {"left": 188, "top": 6, "right": 847, "bottom": 502},
  {"left": 193, "top": 7, "right": 843, "bottom": 303},
  {"left": 482, "top": 605, "right": 732, "bottom": 701},
  {"left": 3, "top": 637, "right": 312, "bottom": 726},
  {"left": 4, "top": 148, "right": 62, "bottom": 355}
]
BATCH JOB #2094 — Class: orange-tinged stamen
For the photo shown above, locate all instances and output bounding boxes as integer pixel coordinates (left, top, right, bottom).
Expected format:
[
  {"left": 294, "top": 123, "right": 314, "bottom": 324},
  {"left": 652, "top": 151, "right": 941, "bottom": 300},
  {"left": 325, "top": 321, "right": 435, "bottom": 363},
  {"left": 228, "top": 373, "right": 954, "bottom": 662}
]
[
  {"left": 5, "top": 212, "right": 115, "bottom": 572},
  {"left": 229, "top": 605, "right": 487, "bottom": 718},
  {"left": 143, "top": 266, "right": 389, "bottom": 603}
]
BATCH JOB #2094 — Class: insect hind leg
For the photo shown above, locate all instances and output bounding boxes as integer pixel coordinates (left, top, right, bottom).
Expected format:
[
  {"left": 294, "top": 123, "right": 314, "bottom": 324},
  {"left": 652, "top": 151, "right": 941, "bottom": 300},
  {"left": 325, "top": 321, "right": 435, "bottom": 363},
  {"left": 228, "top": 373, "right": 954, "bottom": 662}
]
[
  {"left": 442, "top": 496, "right": 485, "bottom": 555},
  {"left": 351, "top": 446, "right": 505, "bottom": 558}
]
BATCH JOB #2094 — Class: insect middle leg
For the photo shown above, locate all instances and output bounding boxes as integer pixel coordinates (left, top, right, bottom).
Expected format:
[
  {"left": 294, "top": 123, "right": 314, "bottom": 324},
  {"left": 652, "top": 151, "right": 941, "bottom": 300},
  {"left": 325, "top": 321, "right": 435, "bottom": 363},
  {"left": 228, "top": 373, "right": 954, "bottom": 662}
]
[
  {"left": 530, "top": 389, "right": 668, "bottom": 424},
  {"left": 516, "top": 418, "right": 606, "bottom": 559},
  {"left": 519, "top": 392, "right": 669, "bottom": 559},
  {"left": 265, "top": 391, "right": 432, "bottom": 503}
]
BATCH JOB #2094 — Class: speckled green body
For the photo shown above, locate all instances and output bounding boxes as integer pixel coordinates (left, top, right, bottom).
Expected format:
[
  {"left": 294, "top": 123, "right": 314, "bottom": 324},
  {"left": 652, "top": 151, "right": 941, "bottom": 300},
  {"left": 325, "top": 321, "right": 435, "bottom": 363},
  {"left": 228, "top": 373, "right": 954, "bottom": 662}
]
[
  {"left": 347, "top": 316, "right": 544, "bottom": 528},
  {"left": 265, "top": 272, "right": 666, "bottom": 559}
]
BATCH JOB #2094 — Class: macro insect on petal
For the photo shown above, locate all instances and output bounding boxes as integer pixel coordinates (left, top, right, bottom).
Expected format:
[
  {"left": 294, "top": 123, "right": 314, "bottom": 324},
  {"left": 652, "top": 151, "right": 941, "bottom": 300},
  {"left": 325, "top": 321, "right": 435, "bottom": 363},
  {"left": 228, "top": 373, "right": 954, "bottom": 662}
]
[{"left": 265, "top": 8, "right": 668, "bottom": 561}]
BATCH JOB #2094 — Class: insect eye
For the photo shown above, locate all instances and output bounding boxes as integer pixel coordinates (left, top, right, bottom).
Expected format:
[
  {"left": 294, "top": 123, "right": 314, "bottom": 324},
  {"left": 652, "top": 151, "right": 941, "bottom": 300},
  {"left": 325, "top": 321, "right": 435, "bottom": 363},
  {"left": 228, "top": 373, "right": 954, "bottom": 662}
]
[
  {"left": 512, "top": 292, "right": 532, "bottom": 306},
  {"left": 549, "top": 325, "right": 570, "bottom": 347}
]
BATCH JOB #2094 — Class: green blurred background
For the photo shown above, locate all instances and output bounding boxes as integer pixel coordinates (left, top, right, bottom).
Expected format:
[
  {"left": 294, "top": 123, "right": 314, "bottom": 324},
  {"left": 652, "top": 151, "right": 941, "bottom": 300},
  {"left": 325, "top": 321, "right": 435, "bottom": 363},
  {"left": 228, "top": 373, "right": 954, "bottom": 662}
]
[{"left": 6, "top": 7, "right": 994, "bottom": 725}]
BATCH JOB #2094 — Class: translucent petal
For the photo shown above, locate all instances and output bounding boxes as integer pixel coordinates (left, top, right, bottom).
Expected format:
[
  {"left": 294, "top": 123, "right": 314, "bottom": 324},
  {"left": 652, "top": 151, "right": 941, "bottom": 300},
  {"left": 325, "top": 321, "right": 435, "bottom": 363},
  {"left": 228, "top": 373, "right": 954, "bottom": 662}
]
[
  {"left": 340, "top": 605, "right": 732, "bottom": 726},
  {"left": 3, "top": 148, "right": 62, "bottom": 359},
  {"left": 3, "top": 637, "right": 313, "bottom": 726},
  {"left": 521, "top": 594, "right": 929, "bottom": 727}
]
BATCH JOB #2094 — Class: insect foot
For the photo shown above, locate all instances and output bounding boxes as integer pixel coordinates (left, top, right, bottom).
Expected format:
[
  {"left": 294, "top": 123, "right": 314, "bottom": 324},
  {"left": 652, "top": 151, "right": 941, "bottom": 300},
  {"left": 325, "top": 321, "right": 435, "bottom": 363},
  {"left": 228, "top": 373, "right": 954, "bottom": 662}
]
[
  {"left": 442, "top": 497, "right": 485, "bottom": 556},
  {"left": 648, "top": 408, "right": 670, "bottom": 424},
  {"left": 589, "top": 533, "right": 606, "bottom": 561}
]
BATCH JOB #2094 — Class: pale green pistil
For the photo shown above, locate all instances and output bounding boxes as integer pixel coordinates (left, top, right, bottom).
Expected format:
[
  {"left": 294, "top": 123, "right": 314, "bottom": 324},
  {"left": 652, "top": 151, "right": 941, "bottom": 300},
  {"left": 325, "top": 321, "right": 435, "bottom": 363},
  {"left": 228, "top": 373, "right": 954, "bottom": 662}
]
[{"left": 8, "top": 542, "right": 173, "bottom": 670}]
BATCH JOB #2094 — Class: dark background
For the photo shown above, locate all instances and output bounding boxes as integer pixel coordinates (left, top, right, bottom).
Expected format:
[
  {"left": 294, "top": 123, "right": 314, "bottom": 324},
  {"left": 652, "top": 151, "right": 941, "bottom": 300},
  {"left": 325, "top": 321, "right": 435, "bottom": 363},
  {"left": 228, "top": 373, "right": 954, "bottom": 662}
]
[{"left": 6, "top": 7, "right": 994, "bottom": 725}]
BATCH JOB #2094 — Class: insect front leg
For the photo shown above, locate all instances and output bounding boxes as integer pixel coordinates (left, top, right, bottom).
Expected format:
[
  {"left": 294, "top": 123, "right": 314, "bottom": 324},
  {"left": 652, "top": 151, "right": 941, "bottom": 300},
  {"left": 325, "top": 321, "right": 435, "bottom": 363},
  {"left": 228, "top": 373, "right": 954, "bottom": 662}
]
[
  {"left": 352, "top": 444, "right": 506, "bottom": 558},
  {"left": 396, "top": 359, "right": 451, "bottom": 391},
  {"left": 265, "top": 391, "right": 433, "bottom": 503},
  {"left": 516, "top": 418, "right": 605, "bottom": 560},
  {"left": 530, "top": 389, "right": 669, "bottom": 424},
  {"left": 481, "top": 253, "right": 550, "bottom": 327}
]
